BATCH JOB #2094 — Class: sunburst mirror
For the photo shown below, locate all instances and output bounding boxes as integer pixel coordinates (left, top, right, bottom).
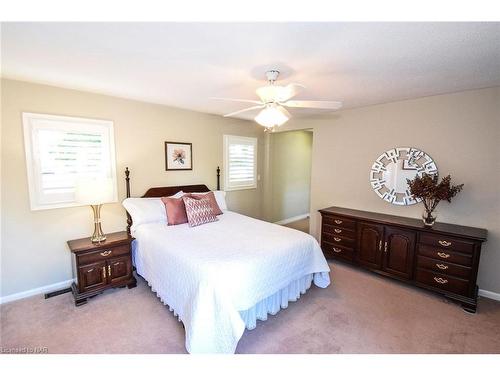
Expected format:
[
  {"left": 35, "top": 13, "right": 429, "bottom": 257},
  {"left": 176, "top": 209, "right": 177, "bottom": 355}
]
[{"left": 370, "top": 147, "right": 438, "bottom": 206}]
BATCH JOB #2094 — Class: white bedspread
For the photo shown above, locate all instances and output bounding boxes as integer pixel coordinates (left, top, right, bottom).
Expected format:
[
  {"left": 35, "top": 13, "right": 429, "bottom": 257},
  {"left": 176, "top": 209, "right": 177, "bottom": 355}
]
[{"left": 132, "top": 211, "right": 330, "bottom": 353}]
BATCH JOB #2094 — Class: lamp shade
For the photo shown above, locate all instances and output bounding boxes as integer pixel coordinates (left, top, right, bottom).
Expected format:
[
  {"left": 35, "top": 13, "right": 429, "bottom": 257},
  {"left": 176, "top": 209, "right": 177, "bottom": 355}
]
[
  {"left": 254, "top": 105, "right": 290, "bottom": 128},
  {"left": 75, "top": 177, "right": 116, "bottom": 205}
]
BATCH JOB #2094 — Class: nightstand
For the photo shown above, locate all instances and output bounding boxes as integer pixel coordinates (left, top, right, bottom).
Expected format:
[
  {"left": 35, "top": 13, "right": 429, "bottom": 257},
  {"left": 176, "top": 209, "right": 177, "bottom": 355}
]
[{"left": 67, "top": 231, "right": 137, "bottom": 306}]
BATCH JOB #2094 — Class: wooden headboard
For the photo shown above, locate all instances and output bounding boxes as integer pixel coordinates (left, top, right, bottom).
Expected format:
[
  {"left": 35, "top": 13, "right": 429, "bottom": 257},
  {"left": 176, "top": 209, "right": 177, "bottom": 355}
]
[{"left": 124, "top": 166, "right": 221, "bottom": 234}]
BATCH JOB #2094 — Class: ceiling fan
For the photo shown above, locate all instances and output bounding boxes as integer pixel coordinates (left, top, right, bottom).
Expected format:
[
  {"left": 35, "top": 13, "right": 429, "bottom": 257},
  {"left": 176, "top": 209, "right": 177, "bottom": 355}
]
[{"left": 211, "top": 70, "right": 342, "bottom": 131}]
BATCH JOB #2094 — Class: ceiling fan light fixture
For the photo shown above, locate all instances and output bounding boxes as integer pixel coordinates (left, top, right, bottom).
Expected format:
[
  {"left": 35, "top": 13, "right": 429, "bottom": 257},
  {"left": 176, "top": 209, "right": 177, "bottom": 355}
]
[{"left": 254, "top": 105, "right": 290, "bottom": 128}]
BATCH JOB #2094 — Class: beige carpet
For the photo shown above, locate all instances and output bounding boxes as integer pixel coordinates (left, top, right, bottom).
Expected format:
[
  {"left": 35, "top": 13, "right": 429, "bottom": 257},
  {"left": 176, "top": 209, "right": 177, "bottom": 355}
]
[
  {"left": 283, "top": 217, "right": 310, "bottom": 233},
  {"left": 1, "top": 261, "right": 499, "bottom": 354}
]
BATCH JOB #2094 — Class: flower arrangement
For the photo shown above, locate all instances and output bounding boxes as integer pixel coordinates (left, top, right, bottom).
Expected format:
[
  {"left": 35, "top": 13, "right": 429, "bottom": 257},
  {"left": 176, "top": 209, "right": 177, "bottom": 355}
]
[{"left": 407, "top": 173, "right": 464, "bottom": 226}]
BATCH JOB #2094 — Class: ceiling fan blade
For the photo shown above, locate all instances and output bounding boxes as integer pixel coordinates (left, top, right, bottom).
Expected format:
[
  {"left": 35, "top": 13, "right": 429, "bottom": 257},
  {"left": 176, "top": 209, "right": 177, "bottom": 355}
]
[
  {"left": 277, "top": 83, "right": 305, "bottom": 102},
  {"left": 282, "top": 100, "right": 343, "bottom": 110},
  {"left": 210, "top": 97, "right": 262, "bottom": 105},
  {"left": 223, "top": 105, "right": 265, "bottom": 117},
  {"left": 278, "top": 105, "right": 292, "bottom": 118}
]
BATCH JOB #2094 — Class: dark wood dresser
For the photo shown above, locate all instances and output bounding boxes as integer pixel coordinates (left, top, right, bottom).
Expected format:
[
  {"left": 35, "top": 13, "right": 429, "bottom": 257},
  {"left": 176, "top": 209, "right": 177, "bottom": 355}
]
[
  {"left": 319, "top": 207, "right": 487, "bottom": 313},
  {"left": 68, "top": 231, "right": 137, "bottom": 306}
]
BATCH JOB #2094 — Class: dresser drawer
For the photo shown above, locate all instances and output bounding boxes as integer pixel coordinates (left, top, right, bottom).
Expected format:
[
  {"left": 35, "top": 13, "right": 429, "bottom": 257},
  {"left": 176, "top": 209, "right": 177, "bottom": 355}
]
[
  {"left": 419, "top": 233, "right": 475, "bottom": 254},
  {"left": 415, "top": 268, "right": 469, "bottom": 296},
  {"left": 78, "top": 245, "right": 130, "bottom": 265},
  {"left": 322, "top": 215, "right": 356, "bottom": 230},
  {"left": 322, "top": 242, "right": 354, "bottom": 262},
  {"left": 322, "top": 232, "right": 356, "bottom": 247},
  {"left": 323, "top": 224, "right": 355, "bottom": 238},
  {"left": 417, "top": 255, "right": 471, "bottom": 279},
  {"left": 417, "top": 244, "right": 472, "bottom": 266}
]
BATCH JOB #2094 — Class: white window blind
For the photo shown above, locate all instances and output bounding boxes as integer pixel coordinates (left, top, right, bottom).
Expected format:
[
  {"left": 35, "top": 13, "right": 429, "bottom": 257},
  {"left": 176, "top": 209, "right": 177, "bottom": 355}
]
[
  {"left": 223, "top": 135, "right": 257, "bottom": 191},
  {"left": 23, "top": 113, "right": 117, "bottom": 210}
]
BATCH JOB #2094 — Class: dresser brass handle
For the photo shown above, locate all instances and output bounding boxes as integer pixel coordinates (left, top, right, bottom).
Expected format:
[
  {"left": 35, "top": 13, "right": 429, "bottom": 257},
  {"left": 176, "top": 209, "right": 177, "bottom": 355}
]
[
  {"left": 436, "top": 263, "right": 448, "bottom": 270},
  {"left": 100, "top": 250, "right": 112, "bottom": 256},
  {"left": 108, "top": 265, "right": 111, "bottom": 277},
  {"left": 384, "top": 241, "right": 388, "bottom": 253},
  {"left": 333, "top": 247, "right": 342, "bottom": 253},
  {"left": 86, "top": 268, "right": 94, "bottom": 273},
  {"left": 333, "top": 237, "right": 342, "bottom": 242},
  {"left": 334, "top": 219, "right": 343, "bottom": 224},
  {"left": 334, "top": 229, "right": 342, "bottom": 233},
  {"left": 379, "top": 240, "right": 382, "bottom": 251},
  {"left": 102, "top": 267, "right": 106, "bottom": 279},
  {"left": 438, "top": 240, "right": 452, "bottom": 247},
  {"left": 433, "top": 277, "right": 448, "bottom": 284},
  {"left": 437, "top": 252, "right": 450, "bottom": 259}
]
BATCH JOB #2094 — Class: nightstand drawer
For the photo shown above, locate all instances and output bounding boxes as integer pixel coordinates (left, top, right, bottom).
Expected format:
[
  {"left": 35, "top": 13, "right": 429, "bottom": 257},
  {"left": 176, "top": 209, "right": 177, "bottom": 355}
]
[{"left": 78, "top": 244, "right": 130, "bottom": 265}]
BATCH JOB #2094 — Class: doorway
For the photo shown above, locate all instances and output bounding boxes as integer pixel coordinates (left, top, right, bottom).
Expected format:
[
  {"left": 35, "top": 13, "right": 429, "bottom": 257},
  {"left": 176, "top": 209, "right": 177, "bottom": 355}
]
[{"left": 267, "top": 129, "right": 313, "bottom": 233}]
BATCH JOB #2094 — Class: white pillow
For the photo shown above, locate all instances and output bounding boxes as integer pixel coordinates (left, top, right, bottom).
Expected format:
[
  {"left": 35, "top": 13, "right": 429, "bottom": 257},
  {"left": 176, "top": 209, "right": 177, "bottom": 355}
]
[
  {"left": 122, "top": 191, "right": 183, "bottom": 230},
  {"left": 191, "top": 190, "right": 228, "bottom": 211},
  {"left": 213, "top": 190, "right": 228, "bottom": 211}
]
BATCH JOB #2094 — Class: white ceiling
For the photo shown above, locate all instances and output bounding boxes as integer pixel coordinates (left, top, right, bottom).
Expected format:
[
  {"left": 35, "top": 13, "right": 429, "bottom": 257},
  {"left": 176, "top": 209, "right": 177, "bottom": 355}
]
[{"left": 2, "top": 22, "right": 499, "bottom": 119}]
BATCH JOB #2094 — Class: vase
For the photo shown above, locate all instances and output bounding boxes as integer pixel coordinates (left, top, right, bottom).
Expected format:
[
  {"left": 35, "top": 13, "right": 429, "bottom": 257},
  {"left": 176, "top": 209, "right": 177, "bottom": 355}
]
[{"left": 422, "top": 209, "right": 436, "bottom": 227}]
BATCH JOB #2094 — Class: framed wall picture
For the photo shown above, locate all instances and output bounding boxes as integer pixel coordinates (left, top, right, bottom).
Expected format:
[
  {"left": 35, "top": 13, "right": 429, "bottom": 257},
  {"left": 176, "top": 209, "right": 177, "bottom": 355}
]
[{"left": 165, "top": 141, "right": 193, "bottom": 170}]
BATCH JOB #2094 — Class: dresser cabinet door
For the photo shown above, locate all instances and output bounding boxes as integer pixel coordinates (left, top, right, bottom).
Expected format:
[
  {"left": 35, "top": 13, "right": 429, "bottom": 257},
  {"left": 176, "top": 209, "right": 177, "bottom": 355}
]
[
  {"left": 78, "top": 261, "right": 107, "bottom": 292},
  {"left": 357, "top": 223, "right": 384, "bottom": 269},
  {"left": 382, "top": 226, "right": 416, "bottom": 279},
  {"left": 107, "top": 256, "right": 132, "bottom": 284}
]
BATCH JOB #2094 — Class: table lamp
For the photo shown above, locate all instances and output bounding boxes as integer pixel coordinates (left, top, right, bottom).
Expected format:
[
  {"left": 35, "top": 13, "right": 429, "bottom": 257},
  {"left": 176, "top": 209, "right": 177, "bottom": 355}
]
[{"left": 76, "top": 177, "right": 116, "bottom": 243}]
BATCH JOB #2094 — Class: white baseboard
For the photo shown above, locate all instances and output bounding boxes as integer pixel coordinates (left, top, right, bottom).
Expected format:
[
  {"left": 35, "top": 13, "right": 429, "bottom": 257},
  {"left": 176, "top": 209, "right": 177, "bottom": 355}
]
[
  {"left": 274, "top": 213, "right": 310, "bottom": 225},
  {"left": 479, "top": 289, "right": 500, "bottom": 302},
  {"left": 0, "top": 279, "right": 75, "bottom": 304}
]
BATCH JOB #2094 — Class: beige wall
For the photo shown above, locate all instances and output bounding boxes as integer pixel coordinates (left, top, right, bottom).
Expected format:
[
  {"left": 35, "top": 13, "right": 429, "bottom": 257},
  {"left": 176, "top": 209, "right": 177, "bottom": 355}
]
[
  {"left": 0, "top": 79, "right": 264, "bottom": 298},
  {"left": 279, "top": 87, "right": 500, "bottom": 294},
  {"left": 267, "top": 130, "right": 312, "bottom": 223}
]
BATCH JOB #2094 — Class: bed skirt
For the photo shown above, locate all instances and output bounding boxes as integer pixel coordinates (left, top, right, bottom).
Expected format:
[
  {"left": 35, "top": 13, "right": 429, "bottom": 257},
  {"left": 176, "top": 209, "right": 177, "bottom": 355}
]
[
  {"left": 132, "top": 240, "right": 317, "bottom": 340},
  {"left": 239, "top": 273, "right": 314, "bottom": 329}
]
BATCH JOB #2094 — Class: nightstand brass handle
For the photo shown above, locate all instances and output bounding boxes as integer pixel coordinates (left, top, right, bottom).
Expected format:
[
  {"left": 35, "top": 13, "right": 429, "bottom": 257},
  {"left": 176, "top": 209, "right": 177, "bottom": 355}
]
[
  {"left": 100, "top": 250, "right": 112, "bottom": 256},
  {"left": 334, "top": 229, "right": 342, "bottom": 233},
  {"left": 333, "top": 247, "right": 342, "bottom": 253},
  {"left": 333, "top": 237, "right": 342, "bottom": 242},
  {"left": 438, "top": 240, "right": 452, "bottom": 247},
  {"left": 434, "top": 277, "right": 448, "bottom": 284},
  {"left": 108, "top": 265, "right": 111, "bottom": 277},
  {"left": 437, "top": 252, "right": 450, "bottom": 259},
  {"left": 102, "top": 267, "right": 106, "bottom": 279},
  {"left": 436, "top": 263, "right": 448, "bottom": 270},
  {"left": 334, "top": 219, "right": 342, "bottom": 224}
]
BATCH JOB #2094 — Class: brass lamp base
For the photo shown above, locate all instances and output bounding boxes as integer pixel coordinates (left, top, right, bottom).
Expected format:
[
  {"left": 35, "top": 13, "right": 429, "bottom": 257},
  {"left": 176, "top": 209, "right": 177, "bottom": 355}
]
[{"left": 90, "top": 204, "right": 107, "bottom": 243}]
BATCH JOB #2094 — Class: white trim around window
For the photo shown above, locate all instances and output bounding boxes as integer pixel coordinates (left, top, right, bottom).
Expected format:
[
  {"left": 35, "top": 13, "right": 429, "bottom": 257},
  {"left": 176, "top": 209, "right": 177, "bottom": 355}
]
[
  {"left": 223, "top": 135, "right": 258, "bottom": 191},
  {"left": 22, "top": 112, "right": 118, "bottom": 211}
]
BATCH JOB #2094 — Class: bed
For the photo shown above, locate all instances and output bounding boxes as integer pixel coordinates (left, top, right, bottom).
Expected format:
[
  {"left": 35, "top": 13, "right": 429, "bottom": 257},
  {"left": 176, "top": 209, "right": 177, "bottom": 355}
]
[{"left": 122, "top": 167, "right": 331, "bottom": 353}]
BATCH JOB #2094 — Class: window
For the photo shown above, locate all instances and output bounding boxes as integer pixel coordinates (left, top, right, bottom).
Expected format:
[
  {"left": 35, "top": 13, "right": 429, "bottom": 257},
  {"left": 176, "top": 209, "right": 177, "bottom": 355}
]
[
  {"left": 23, "top": 113, "right": 117, "bottom": 210},
  {"left": 223, "top": 135, "right": 257, "bottom": 191}
]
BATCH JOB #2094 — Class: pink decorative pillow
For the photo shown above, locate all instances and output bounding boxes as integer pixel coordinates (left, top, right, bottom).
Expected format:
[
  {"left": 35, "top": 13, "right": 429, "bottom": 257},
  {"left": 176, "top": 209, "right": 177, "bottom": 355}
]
[
  {"left": 183, "top": 196, "right": 218, "bottom": 227},
  {"left": 192, "top": 191, "right": 223, "bottom": 215},
  {"left": 161, "top": 196, "right": 188, "bottom": 225}
]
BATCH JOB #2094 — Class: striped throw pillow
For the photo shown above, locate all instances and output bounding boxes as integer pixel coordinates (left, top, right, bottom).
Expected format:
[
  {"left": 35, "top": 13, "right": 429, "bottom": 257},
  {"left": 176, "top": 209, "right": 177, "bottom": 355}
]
[{"left": 183, "top": 196, "right": 218, "bottom": 227}]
